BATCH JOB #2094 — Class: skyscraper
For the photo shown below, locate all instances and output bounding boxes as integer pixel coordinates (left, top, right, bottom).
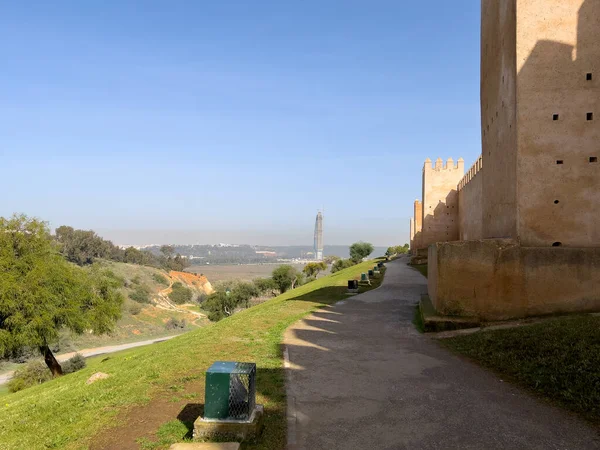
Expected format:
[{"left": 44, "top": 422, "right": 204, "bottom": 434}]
[{"left": 314, "top": 211, "right": 323, "bottom": 261}]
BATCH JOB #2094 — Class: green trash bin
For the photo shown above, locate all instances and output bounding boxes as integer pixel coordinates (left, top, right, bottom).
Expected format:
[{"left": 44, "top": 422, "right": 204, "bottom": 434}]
[
  {"left": 361, "top": 273, "right": 368, "bottom": 281},
  {"left": 205, "top": 361, "right": 256, "bottom": 421}
]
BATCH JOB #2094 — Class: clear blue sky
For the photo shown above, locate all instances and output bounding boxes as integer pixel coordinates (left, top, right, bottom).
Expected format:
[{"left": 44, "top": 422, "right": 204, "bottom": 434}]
[{"left": 0, "top": 1, "right": 482, "bottom": 246}]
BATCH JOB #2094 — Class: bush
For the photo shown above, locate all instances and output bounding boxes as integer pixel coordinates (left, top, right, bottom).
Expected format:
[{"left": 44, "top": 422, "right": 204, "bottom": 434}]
[
  {"left": 272, "top": 265, "right": 302, "bottom": 293},
  {"left": 8, "top": 360, "right": 53, "bottom": 393},
  {"left": 128, "top": 301, "right": 142, "bottom": 315},
  {"left": 152, "top": 273, "right": 169, "bottom": 286},
  {"left": 131, "top": 275, "right": 141, "bottom": 285},
  {"left": 331, "top": 258, "right": 356, "bottom": 273},
  {"left": 253, "top": 278, "right": 278, "bottom": 297},
  {"left": 165, "top": 318, "right": 186, "bottom": 330},
  {"left": 349, "top": 242, "right": 374, "bottom": 263},
  {"left": 129, "top": 285, "right": 151, "bottom": 304},
  {"left": 62, "top": 354, "right": 86, "bottom": 374},
  {"left": 169, "top": 282, "right": 193, "bottom": 305}
]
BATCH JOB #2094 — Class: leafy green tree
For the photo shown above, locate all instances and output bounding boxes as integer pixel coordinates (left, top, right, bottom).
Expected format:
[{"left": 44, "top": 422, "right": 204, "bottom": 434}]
[
  {"left": 203, "top": 291, "right": 239, "bottom": 321},
  {"left": 0, "top": 215, "right": 123, "bottom": 376},
  {"left": 349, "top": 241, "right": 374, "bottom": 263},
  {"left": 331, "top": 258, "right": 355, "bottom": 273},
  {"left": 169, "top": 282, "right": 193, "bottom": 304},
  {"left": 54, "top": 225, "right": 113, "bottom": 265},
  {"left": 323, "top": 255, "right": 341, "bottom": 265},
  {"left": 385, "top": 244, "right": 410, "bottom": 258},
  {"left": 230, "top": 282, "right": 260, "bottom": 308},
  {"left": 160, "top": 245, "right": 175, "bottom": 258},
  {"left": 303, "top": 262, "right": 327, "bottom": 278},
  {"left": 253, "top": 278, "right": 278, "bottom": 297},
  {"left": 272, "top": 265, "right": 302, "bottom": 293}
]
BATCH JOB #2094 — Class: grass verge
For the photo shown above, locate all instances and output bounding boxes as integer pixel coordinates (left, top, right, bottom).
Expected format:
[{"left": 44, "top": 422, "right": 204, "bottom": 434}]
[
  {"left": 441, "top": 314, "right": 600, "bottom": 424},
  {"left": 410, "top": 263, "right": 428, "bottom": 278},
  {"left": 0, "top": 259, "right": 385, "bottom": 450}
]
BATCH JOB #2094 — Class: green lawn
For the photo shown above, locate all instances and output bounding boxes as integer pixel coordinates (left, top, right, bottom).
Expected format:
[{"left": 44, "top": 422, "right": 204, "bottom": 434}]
[
  {"left": 0, "top": 259, "right": 385, "bottom": 450},
  {"left": 441, "top": 314, "right": 600, "bottom": 424}
]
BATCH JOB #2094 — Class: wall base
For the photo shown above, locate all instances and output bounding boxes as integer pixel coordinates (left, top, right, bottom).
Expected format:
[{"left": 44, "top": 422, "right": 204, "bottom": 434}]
[{"left": 428, "top": 239, "right": 600, "bottom": 321}]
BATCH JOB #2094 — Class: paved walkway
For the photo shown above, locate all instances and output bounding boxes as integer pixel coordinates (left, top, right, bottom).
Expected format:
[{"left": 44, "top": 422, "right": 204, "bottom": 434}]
[{"left": 284, "top": 258, "right": 600, "bottom": 450}]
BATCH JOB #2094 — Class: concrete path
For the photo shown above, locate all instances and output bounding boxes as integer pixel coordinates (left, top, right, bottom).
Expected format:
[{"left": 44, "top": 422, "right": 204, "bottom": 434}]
[
  {"left": 0, "top": 335, "right": 175, "bottom": 386},
  {"left": 284, "top": 258, "right": 600, "bottom": 450}
]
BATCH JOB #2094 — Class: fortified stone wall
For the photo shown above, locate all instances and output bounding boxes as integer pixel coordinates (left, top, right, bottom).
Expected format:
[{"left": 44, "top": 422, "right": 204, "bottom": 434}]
[
  {"left": 458, "top": 156, "right": 483, "bottom": 241},
  {"left": 428, "top": 239, "right": 600, "bottom": 320},
  {"left": 417, "top": 0, "right": 600, "bottom": 322},
  {"left": 481, "top": 0, "right": 518, "bottom": 240},
  {"left": 516, "top": 0, "right": 600, "bottom": 247},
  {"left": 419, "top": 158, "right": 464, "bottom": 250}
]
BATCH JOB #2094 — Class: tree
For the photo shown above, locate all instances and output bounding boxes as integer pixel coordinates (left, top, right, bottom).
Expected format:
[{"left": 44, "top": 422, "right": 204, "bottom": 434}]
[
  {"left": 303, "top": 262, "right": 327, "bottom": 278},
  {"left": 272, "top": 265, "right": 302, "bottom": 293},
  {"left": 203, "top": 291, "right": 238, "bottom": 321},
  {"left": 331, "top": 258, "right": 355, "bottom": 273},
  {"left": 169, "top": 282, "right": 193, "bottom": 305},
  {"left": 0, "top": 215, "right": 123, "bottom": 376},
  {"left": 54, "top": 225, "right": 113, "bottom": 265},
  {"left": 253, "top": 278, "right": 278, "bottom": 297},
  {"left": 323, "top": 255, "right": 341, "bottom": 265},
  {"left": 349, "top": 242, "right": 374, "bottom": 263},
  {"left": 160, "top": 245, "right": 175, "bottom": 258},
  {"left": 385, "top": 244, "right": 410, "bottom": 258}
]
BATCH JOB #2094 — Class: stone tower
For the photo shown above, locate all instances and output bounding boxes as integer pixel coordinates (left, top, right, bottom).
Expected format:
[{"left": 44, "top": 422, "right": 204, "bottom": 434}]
[
  {"left": 419, "top": 157, "right": 465, "bottom": 250},
  {"left": 481, "top": 0, "right": 600, "bottom": 247}
]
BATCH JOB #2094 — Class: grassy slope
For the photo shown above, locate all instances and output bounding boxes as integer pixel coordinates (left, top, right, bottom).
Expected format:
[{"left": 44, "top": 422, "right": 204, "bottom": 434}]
[
  {"left": 441, "top": 315, "right": 600, "bottom": 424},
  {"left": 0, "top": 259, "right": 384, "bottom": 450}
]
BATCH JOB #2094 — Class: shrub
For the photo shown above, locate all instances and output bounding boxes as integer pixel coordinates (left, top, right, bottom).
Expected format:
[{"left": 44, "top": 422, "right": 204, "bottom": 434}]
[
  {"left": 165, "top": 318, "right": 186, "bottom": 330},
  {"left": 131, "top": 275, "right": 141, "bottom": 285},
  {"left": 62, "top": 354, "right": 86, "bottom": 374},
  {"left": 272, "top": 265, "right": 302, "bottom": 293},
  {"left": 129, "top": 285, "right": 151, "bottom": 304},
  {"left": 169, "top": 282, "right": 193, "bottom": 305},
  {"left": 152, "top": 273, "right": 169, "bottom": 286},
  {"left": 128, "top": 301, "right": 142, "bottom": 315},
  {"left": 8, "top": 360, "right": 53, "bottom": 393},
  {"left": 253, "top": 278, "right": 278, "bottom": 297},
  {"left": 331, "top": 258, "right": 356, "bottom": 273},
  {"left": 349, "top": 242, "right": 374, "bottom": 263}
]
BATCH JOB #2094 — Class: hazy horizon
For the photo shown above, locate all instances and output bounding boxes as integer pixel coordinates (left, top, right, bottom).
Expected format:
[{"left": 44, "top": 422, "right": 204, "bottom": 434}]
[
  {"left": 1, "top": 2, "right": 481, "bottom": 247},
  {"left": 95, "top": 225, "right": 400, "bottom": 248}
]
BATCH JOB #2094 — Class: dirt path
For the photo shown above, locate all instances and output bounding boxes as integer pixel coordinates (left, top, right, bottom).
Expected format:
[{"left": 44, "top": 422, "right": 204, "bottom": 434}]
[
  {"left": 284, "top": 257, "right": 600, "bottom": 449},
  {"left": 155, "top": 277, "right": 206, "bottom": 326},
  {"left": 0, "top": 336, "right": 176, "bottom": 386}
]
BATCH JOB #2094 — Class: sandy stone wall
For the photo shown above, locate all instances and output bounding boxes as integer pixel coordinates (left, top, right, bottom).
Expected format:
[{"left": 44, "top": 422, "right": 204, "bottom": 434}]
[
  {"left": 428, "top": 239, "right": 600, "bottom": 320},
  {"left": 419, "top": 158, "right": 464, "bottom": 250},
  {"left": 481, "top": 0, "right": 518, "bottom": 240},
  {"left": 516, "top": 0, "right": 600, "bottom": 247},
  {"left": 458, "top": 167, "right": 483, "bottom": 241}
]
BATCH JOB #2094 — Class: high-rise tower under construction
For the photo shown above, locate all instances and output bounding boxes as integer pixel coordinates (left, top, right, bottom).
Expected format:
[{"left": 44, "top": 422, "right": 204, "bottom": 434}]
[{"left": 314, "top": 211, "right": 323, "bottom": 261}]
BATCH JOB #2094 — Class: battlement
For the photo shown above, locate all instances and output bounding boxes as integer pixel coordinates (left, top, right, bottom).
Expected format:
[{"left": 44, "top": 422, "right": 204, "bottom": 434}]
[
  {"left": 423, "top": 157, "right": 465, "bottom": 172},
  {"left": 458, "top": 155, "right": 483, "bottom": 191}
]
